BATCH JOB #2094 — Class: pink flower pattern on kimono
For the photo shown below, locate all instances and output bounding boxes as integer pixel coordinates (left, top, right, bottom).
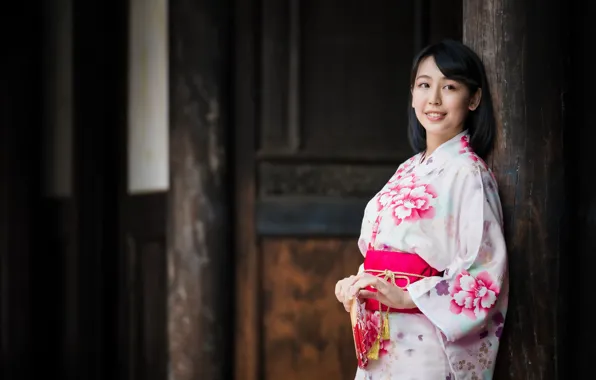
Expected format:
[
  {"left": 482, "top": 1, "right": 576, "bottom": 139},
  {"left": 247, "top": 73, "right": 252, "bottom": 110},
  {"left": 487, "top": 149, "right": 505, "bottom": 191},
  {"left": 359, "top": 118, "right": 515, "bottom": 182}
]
[
  {"left": 376, "top": 173, "right": 438, "bottom": 225},
  {"left": 460, "top": 135, "right": 491, "bottom": 171},
  {"left": 449, "top": 271, "right": 500, "bottom": 319},
  {"left": 362, "top": 311, "right": 381, "bottom": 346},
  {"left": 459, "top": 135, "right": 473, "bottom": 155},
  {"left": 354, "top": 131, "right": 507, "bottom": 379},
  {"left": 386, "top": 156, "right": 417, "bottom": 183},
  {"left": 358, "top": 310, "right": 389, "bottom": 357}
]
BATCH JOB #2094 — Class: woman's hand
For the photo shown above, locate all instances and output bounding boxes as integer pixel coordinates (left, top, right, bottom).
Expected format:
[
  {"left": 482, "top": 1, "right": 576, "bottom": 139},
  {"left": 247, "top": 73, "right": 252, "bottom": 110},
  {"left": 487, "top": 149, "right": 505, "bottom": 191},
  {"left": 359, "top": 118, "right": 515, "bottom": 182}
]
[
  {"left": 335, "top": 275, "right": 358, "bottom": 312},
  {"left": 349, "top": 273, "right": 416, "bottom": 309}
]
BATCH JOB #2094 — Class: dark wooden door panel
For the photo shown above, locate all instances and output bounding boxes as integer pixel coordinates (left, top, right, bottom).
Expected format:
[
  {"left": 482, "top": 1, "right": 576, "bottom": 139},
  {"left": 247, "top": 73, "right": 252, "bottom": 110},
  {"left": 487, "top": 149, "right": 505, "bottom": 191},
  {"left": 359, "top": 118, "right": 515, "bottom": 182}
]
[
  {"left": 256, "top": 163, "right": 397, "bottom": 236},
  {"left": 262, "top": 239, "right": 361, "bottom": 380},
  {"left": 259, "top": 0, "right": 417, "bottom": 161},
  {"left": 234, "top": 1, "right": 462, "bottom": 379},
  {"left": 298, "top": 0, "right": 414, "bottom": 156}
]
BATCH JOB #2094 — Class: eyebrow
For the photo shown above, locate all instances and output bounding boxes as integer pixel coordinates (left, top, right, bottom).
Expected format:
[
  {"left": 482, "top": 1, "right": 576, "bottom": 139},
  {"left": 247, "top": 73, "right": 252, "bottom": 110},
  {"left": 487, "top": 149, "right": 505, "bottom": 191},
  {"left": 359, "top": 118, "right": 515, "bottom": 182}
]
[
  {"left": 416, "top": 74, "right": 457, "bottom": 83},
  {"left": 416, "top": 75, "right": 432, "bottom": 80}
]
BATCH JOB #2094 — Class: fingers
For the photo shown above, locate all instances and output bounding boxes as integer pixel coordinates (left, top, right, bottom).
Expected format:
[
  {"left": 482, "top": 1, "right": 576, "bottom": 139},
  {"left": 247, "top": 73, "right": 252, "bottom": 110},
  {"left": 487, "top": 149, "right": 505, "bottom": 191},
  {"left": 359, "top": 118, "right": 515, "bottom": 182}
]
[
  {"left": 343, "top": 276, "right": 358, "bottom": 299},
  {"left": 357, "top": 289, "right": 377, "bottom": 299},
  {"left": 335, "top": 275, "right": 356, "bottom": 303},
  {"left": 350, "top": 274, "right": 388, "bottom": 297},
  {"left": 334, "top": 281, "right": 342, "bottom": 298},
  {"left": 343, "top": 298, "right": 352, "bottom": 312},
  {"left": 334, "top": 278, "right": 346, "bottom": 298}
]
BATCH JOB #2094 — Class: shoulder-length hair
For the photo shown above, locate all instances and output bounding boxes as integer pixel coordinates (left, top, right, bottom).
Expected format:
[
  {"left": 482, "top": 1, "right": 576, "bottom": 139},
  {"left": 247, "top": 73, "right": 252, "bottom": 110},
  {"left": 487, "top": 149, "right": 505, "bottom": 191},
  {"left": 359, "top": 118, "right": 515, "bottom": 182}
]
[{"left": 407, "top": 39, "right": 497, "bottom": 160}]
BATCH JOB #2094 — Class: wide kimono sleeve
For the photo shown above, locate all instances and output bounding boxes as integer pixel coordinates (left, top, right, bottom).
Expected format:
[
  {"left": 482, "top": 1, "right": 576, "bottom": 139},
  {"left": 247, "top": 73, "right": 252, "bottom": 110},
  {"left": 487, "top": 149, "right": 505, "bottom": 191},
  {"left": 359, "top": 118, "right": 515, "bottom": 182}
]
[{"left": 406, "top": 164, "right": 508, "bottom": 342}]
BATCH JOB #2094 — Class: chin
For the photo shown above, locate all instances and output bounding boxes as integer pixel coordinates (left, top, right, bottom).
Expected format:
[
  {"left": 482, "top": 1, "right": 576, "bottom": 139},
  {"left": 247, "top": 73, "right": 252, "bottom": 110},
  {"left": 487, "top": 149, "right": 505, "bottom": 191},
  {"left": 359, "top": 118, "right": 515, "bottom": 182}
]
[{"left": 421, "top": 124, "right": 451, "bottom": 135}]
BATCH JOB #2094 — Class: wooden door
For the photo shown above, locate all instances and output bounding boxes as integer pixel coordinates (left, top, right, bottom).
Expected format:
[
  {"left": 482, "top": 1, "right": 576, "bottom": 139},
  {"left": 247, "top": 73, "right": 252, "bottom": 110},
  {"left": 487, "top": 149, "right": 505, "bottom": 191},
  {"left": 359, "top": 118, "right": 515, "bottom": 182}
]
[
  {"left": 37, "top": 1, "right": 168, "bottom": 379},
  {"left": 234, "top": 1, "right": 463, "bottom": 379}
]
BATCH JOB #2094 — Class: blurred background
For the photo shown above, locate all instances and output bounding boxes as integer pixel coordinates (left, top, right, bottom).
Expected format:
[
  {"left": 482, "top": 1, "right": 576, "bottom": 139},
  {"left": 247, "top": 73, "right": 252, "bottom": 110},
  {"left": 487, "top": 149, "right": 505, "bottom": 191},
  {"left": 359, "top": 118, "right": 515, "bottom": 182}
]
[{"left": 1, "top": 0, "right": 591, "bottom": 379}]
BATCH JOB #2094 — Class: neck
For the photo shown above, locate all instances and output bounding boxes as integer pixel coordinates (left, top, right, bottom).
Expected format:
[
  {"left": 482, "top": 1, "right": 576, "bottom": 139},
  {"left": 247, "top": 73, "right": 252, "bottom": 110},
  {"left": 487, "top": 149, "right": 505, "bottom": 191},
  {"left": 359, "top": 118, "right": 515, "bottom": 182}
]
[{"left": 425, "top": 128, "right": 464, "bottom": 157}]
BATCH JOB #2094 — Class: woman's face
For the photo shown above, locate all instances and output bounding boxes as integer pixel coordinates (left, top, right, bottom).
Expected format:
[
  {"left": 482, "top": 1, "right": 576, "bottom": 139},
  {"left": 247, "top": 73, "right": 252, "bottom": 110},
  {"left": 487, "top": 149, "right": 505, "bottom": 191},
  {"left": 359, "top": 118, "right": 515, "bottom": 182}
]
[{"left": 411, "top": 56, "right": 481, "bottom": 140}]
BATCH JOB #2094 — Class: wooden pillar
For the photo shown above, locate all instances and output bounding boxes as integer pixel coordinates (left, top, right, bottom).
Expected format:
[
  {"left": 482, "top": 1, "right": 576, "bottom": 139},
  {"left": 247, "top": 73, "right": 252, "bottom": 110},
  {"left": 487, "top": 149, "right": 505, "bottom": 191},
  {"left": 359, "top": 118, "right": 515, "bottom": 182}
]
[
  {"left": 569, "top": 3, "right": 596, "bottom": 376},
  {"left": 463, "top": 1, "right": 569, "bottom": 378},
  {"left": 0, "top": 1, "right": 46, "bottom": 377},
  {"left": 72, "top": 0, "right": 126, "bottom": 378},
  {"left": 0, "top": 7, "right": 41, "bottom": 377},
  {"left": 167, "top": 0, "right": 232, "bottom": 379}
]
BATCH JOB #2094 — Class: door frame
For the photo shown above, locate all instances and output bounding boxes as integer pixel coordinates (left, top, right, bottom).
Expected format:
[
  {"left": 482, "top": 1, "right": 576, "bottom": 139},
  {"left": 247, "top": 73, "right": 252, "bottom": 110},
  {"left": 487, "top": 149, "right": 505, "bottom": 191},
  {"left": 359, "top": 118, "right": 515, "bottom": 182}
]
[{"left": 233, "top": 0, "right": 260, "bottom": 379}]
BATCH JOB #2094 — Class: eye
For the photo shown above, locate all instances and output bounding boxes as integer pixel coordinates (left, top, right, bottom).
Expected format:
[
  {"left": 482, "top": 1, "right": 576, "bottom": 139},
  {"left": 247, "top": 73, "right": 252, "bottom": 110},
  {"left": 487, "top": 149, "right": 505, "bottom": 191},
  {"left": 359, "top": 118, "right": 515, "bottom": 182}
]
[
  {"left": 443, "top": 84, "right": 457, "bottom": 90},
  {"left": 417, "top": 82, "right": 430, "bottom": 88}
]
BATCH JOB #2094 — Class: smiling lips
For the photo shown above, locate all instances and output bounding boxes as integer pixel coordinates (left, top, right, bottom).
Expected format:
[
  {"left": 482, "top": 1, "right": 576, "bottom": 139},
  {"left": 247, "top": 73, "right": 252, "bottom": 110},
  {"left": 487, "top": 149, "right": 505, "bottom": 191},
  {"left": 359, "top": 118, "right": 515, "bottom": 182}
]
[{"left": 425, "top": 112, "right": 446, "bottom": 122}]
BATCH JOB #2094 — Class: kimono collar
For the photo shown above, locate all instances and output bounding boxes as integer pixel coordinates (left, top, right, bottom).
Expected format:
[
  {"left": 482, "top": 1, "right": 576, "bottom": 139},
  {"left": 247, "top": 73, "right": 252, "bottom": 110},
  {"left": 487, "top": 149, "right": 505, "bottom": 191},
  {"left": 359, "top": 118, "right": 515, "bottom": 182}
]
[{"left": 416, "top": 130, "right": 470, "bottom": 171}]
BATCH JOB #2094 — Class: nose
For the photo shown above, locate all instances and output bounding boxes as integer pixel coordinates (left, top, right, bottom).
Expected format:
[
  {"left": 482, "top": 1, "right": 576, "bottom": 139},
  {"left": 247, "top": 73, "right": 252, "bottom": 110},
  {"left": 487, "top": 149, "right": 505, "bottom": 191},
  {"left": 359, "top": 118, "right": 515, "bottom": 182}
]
[{"left": 428, "top": 88, "right": 441, "bottom": 105}]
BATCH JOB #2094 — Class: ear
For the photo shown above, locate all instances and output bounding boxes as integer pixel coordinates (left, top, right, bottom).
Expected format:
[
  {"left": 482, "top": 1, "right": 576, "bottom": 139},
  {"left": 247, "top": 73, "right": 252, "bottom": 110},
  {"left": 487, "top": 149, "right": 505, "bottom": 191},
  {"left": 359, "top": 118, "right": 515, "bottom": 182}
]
[{"left": 468, "top": 88, "right": 482, "bottom": 111}]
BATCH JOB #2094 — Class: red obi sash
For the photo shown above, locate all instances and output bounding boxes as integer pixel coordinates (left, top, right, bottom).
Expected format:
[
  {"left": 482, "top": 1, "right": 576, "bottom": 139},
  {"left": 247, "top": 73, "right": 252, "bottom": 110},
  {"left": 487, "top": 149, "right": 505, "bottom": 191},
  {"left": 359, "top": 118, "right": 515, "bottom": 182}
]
[
  {"left": 350, "top": 249, "right": 440, "bottom": 369},
  {"left": 363, "top": 249, "right": 440, "bottom": 313}
]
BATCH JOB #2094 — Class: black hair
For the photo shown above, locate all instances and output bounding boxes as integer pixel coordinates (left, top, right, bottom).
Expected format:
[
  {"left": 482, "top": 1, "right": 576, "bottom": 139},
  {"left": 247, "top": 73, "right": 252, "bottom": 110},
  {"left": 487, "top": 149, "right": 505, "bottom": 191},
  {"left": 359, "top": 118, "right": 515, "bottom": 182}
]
[{"left": 407, "top": 39, "right": 496, "bottom": 160}]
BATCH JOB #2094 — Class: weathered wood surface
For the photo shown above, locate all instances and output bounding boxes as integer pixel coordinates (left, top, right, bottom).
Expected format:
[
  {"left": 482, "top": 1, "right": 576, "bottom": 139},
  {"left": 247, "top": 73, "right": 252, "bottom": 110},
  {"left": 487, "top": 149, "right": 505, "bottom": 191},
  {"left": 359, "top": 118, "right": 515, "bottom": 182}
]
[
  {"left": 463, "top": 1, "right": 569, "bottom": 378},
  {"left": 233, "top": 1, "right": 464, "bottom": 379},
  {"left": 167, "top": 0, "right": 231, "bottom": 379},
  {"left": 233, "top": 0, "right": 260, "bottom": 379},
  {"left": 262, "top": 239, "right": 361, "bottom": 380}
]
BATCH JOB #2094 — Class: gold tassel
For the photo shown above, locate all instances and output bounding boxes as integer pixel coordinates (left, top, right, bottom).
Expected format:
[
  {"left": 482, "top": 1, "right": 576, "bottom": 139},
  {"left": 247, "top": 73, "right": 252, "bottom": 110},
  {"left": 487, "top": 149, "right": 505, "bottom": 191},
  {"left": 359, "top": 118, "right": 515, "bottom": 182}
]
[
  {"left": 367, "top": 337, "right": 380, "bottom": 360},
  {"left": 381, "top": 312, "right": 389, "bottom": 340},
  {"left": 367, "top": 312, "right": 389, "bottom": 360}
]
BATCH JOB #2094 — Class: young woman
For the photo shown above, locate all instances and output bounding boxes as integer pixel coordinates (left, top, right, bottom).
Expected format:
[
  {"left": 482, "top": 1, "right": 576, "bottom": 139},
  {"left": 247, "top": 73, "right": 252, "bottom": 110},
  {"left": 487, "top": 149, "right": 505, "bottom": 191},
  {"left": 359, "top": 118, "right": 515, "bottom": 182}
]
[{"left": 335, "top": 39, "right": 508, "bottom": 379}]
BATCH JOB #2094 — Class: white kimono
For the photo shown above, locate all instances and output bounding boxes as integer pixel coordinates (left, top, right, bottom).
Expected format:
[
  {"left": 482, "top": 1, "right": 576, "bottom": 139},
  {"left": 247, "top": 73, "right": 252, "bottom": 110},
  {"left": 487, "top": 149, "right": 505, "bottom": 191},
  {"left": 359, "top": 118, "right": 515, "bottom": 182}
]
[{"left": 354, "top": 130, "right": 508, "bottom": 380}]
